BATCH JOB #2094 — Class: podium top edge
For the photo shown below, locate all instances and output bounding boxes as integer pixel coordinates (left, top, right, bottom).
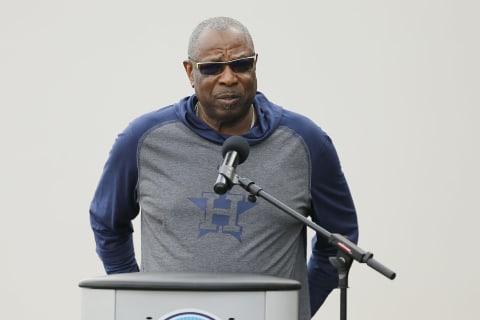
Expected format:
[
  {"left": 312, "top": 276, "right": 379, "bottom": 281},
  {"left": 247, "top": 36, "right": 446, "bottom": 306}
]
[{"left": 78, "top": 272, "right": 301, "bottom": 291}]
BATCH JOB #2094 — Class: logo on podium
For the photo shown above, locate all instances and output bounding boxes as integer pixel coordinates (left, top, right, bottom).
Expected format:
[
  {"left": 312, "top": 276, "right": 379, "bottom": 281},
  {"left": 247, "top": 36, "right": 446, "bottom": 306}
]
[{"left": 160, "top": 309, "right": 221, "bottom": 320}]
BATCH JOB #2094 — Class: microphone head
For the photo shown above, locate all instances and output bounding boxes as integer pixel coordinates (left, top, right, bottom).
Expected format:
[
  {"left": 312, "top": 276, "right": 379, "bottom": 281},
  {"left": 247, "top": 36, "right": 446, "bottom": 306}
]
[{"left": 222, "top": 136, "right": 250, "bottom": 164}]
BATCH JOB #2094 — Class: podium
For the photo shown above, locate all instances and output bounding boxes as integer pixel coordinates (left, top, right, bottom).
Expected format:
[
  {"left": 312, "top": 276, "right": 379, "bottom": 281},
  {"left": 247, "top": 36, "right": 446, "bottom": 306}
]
[{"left": 79, "top": 272, "right": 300, "bottom": 320}]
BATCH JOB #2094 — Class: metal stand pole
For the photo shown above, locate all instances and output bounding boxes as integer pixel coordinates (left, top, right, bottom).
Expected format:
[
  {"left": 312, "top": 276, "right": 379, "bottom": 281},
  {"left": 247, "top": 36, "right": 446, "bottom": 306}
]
[{"left": 330, "top": 253, "right": 353, "bottom": 320}]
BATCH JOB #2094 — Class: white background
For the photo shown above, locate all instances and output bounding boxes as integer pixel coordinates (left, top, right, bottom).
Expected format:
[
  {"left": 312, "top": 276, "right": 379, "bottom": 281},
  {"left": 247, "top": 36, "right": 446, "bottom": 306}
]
[{"left": 1, "top": 1, "right": 479, "bottom": 319}]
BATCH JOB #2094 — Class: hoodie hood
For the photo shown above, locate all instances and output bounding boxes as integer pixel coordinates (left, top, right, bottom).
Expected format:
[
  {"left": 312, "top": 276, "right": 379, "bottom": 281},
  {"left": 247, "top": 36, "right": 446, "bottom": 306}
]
[{"left": 176, "top": 91, "right": 284, "bottom": 146}]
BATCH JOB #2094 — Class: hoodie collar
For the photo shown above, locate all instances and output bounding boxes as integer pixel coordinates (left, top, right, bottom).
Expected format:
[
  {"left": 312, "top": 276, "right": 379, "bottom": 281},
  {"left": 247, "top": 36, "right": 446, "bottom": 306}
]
[{"left": 177, "top": 91, "right": 283, "bottom": 145}]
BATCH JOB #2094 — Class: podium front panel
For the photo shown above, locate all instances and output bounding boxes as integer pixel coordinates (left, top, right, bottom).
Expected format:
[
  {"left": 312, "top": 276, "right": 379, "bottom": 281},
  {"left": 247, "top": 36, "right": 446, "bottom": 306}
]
[{"left": 116, "top": 290, "right": 265, "bottom": 319}]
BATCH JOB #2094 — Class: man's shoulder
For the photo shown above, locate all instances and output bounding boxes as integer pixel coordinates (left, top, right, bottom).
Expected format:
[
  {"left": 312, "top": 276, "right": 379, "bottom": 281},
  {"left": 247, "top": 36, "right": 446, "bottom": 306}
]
[{"left": 132, "top": 104, "right": 177, "bottom": 127}]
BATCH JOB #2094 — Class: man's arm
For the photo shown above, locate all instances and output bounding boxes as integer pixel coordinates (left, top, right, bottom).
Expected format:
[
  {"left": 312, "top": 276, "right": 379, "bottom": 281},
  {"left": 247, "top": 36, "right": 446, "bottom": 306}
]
[
  {"left": 307, "top": 133, "right": 359, "bottom": 315},
  {"left": 89, "top": 126, "right": 141, "bottom": 274}
]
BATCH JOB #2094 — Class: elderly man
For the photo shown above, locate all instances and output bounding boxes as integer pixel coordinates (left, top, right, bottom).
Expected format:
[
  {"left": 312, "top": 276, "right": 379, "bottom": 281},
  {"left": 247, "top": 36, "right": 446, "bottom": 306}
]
[{"left": 90, "top": 16, "right": 359, "bottom": 320}]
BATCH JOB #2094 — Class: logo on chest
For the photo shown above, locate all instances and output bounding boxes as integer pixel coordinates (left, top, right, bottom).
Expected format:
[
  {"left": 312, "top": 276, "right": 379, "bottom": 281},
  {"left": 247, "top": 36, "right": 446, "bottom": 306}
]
[{"left": 189, "top": 192, "right": 256, "bottom": 241}]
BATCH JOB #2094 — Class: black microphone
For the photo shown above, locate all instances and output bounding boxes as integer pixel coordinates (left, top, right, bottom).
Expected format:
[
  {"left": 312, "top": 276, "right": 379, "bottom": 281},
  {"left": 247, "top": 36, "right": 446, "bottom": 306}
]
[{"left": 213, "top": 136, "right": 250, "bottom": 194}]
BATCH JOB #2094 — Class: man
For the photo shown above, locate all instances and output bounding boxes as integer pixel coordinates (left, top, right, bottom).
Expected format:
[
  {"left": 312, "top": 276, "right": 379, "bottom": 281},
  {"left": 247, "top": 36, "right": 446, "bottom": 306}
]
[{"left": 90, "top": 16, "right": 359, "bottom": 320}]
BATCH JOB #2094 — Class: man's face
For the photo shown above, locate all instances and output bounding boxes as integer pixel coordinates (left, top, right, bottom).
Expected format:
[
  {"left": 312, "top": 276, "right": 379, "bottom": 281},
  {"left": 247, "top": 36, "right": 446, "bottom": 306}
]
[{"left": 183, "top": 28, "right": 257, "bottom": 125}]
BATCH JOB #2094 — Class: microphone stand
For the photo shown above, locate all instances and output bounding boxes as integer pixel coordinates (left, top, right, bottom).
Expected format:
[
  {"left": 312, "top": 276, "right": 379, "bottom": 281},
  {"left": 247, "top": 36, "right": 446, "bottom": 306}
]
[{"left": 229, "top": 175, "right": 396, "bottom": 320}]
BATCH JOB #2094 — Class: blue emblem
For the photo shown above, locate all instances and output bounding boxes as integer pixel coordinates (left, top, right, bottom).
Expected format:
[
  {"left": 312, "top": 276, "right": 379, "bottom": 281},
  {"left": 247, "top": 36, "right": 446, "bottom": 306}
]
[
  {"left": 189, "top": 191, "right": 256, "bottom": 241},
  {"left": 160, "top": 309, "right": 220, "bottom": 320}
]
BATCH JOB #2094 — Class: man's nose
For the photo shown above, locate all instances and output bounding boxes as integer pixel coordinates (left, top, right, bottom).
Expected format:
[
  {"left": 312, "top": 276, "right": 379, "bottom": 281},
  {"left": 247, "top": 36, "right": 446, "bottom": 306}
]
[{"left": 218, "top": 65, "right": 238, "bottom": 85}]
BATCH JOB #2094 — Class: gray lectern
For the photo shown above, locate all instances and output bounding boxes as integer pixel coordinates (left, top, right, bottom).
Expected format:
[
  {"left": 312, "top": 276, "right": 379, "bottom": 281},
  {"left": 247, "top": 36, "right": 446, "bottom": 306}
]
[{"left": 79, "top": 272, "right": 300, "bottom": 320}]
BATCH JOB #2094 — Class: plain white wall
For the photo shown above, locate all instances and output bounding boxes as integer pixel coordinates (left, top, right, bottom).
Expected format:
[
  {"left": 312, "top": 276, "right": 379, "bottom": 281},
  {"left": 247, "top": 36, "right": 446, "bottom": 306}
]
[{"left": 1, "top": 1, "right": 479, "bottom": 319}]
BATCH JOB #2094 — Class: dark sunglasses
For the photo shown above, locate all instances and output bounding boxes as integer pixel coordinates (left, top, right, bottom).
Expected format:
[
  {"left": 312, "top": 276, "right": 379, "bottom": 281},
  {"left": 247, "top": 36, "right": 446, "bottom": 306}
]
[{"left": 189, "top": 54, "right": 257, "bottom": 76}]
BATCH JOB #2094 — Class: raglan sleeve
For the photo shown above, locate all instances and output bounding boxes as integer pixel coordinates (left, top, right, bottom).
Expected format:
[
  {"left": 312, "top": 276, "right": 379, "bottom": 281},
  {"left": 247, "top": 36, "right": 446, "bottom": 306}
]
[
  {"left": 307, "top": 132, "right": 359, "bottom": 315},
  {"left": 89, "top": 124, "right": 141, "bottom": 274}
]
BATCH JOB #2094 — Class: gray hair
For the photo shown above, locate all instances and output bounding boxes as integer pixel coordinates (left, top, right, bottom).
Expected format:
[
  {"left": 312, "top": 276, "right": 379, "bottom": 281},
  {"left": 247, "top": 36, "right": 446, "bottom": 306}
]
[{"left": 187, "top": 17, "right": 255, "bottom": 59}]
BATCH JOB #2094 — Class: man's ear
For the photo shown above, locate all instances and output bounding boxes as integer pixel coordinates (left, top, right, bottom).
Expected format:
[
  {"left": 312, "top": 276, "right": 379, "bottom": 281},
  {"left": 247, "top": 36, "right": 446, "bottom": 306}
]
[{"left": 183, "top": 60, "right": 194, "bottom": 85}]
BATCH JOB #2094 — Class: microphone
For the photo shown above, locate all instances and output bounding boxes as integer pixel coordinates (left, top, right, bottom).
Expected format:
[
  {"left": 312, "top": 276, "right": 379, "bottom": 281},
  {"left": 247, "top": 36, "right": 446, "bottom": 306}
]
[{"left": 213, "top": 136, "right": 250, "bottom": 194}]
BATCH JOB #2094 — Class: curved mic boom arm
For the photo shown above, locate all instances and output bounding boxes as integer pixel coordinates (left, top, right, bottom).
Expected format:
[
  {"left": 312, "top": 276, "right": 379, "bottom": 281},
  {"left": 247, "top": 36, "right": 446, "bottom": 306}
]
[{"left": 235, "top": 175, "right": 396, "bottom": 280}]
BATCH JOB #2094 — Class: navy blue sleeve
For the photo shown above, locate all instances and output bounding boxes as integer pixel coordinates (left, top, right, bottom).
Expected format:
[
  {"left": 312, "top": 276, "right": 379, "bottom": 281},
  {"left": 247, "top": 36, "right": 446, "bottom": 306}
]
[
  {"left": 306, "top": 131, "right": 359, "bottom": 315},
  {"left": 89, "top": 124, "right": 141, "bottom": 274},
  {"left": 273, "top": 106, "right": 359, "bottom": 315}
]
